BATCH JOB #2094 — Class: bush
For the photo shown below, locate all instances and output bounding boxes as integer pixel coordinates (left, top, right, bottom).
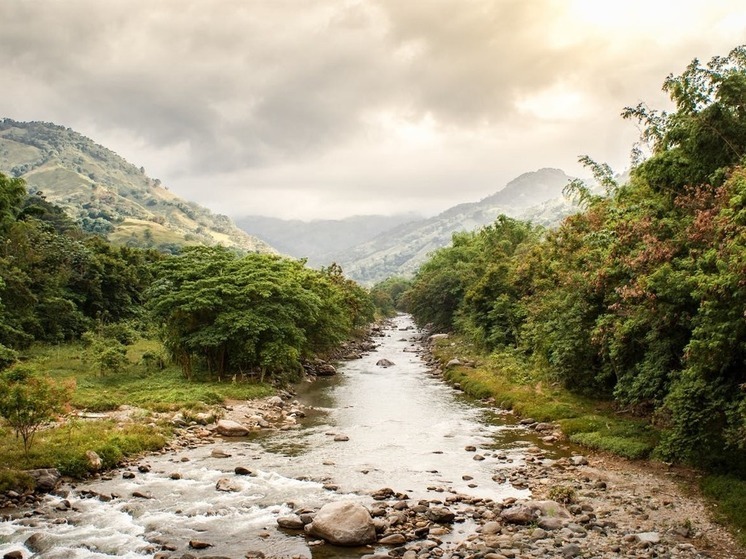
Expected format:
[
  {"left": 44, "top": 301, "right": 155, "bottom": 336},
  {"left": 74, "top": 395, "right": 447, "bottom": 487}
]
[
  {"left": 0, "top": 344, "right": 18, "bottom": 371},
  {"left": 0, "top": 366, "right": 72, "bottom": 456}
]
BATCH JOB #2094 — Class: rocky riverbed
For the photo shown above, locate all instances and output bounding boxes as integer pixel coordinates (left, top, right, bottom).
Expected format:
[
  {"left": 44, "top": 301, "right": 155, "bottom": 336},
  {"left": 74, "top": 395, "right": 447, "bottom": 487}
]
[{"left": 1, "top": 319, "right": 744, "bottom": 559}]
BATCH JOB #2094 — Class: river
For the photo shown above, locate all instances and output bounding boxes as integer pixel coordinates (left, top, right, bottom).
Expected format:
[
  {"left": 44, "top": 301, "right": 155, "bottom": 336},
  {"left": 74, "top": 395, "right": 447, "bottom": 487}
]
[{"left": 0, "top": 315, "right": 568, "bottom": 559}]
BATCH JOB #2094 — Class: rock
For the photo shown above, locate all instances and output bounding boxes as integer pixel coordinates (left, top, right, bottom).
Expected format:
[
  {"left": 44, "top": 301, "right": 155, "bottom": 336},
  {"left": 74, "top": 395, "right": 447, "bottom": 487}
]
[
  {"left": 216, "top": 419, "right": 250, "bottom": 437},
  {"left": 277, "top": 514, "right": 305, "bottom": 530},
  {"left": 429, "top": 334, "right": 449, "bottom": 342},
  {"left": 534, "top": 422, "right": 555, "bottom": 431},
  {"left": 211, "top": 448, "right": 232, "bottom": 458},
  {"left": 426, "top": 507, "right": 456, "bottom": 524},
  {"left": 371, "top": 487, "right": 395, "bottom": 500},
  {"left": 446, "top": 358, "right": 462, "bottom": 368},
  {"left": 122, "top": 471, "right": 136, "bottom": 479},
  {"left": 333, "top": 434, "right": 350, "bottom": 442},
  {"left": 25, "top": 533, "right": 54, "bottom": 553},
  {"left": 137, "top": 464, "right": 151, "bottom": 473},
  {"left": 132, "top": 491, "right": 152, "bottom": 499},
  {"left": 85, "top": 450, "right": 102, "bottom": 471},
  {"left": 376, "top": 359, "right": 395, "bottom": 367},
  {"left": 537, "top": 516, "right": 564, "bottom": 531},
  {"left": 500, "top": 504, "right": 535, "bottom": 524},
  {"left": 316, "top": 363, "right": 337, "bottom": 376},
  {"left": 267, "top": 395, "right": 284, "bottom": 407},
  {"left": 234, "top": 466, "right": 255, "bottom": 476},
  {"left": 635, "top": 532, "right": 661, "bottom": 544},
  {"left": 379, "top": 533, "right": 407, "bottom": 545},
  {"left": 169, "top": 472, "right": 182, "bottom": 480},
  {"left": 27, "top": 468, "right": 61, "bottom": 493},
  {"left": 188, "top": 540, "right": 212, "bottom": 549},
  {"left": 569, "top": 455, "right": 588, "bottom": 466},
  {"left": 215, "top": 478, "right": 240, "bottom": 492},
  {"left": 306, "top": 501, "right": 376, "bottom": 546},
  {"left": 473, "top": 454, "right": 485, "bottom": 461},
  {"left": 3, "top": 551, "right": 23, "bottom": 559},
  {"left": 560, "top": 543, "right": 582, "bottom": 558}
]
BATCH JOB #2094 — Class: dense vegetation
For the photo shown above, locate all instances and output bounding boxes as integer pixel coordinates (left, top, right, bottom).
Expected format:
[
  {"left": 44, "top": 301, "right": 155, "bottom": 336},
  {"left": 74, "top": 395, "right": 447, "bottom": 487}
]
[
  {"left": 399, "top": 46, "right": 746, "bottom": 474},
  {"left": 0, "top": 170, "right": 374, "bottom": 477}
]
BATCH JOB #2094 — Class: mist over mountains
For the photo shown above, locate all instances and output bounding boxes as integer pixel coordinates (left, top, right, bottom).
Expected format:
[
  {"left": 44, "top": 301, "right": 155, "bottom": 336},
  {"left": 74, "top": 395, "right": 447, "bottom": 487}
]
[{"left": 237, "top": 168, "right": 578, "bottom": 284}]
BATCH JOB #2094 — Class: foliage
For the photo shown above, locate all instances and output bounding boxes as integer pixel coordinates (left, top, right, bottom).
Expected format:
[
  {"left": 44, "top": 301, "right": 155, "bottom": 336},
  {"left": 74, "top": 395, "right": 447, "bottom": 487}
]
[
  {"left": 405, "top": 45, "right": 746, "bottom": 474},
  {"left": 370, "top": 276, "right": 412, "bottom": 317},
  {"left": 0, "top": 365, "right": 72, "bottom": 456},
  {"left": 148, "top": 248, "right": 372, "bottom": 381},
  {"left": 0, "top": 174, "right": 162, "bottom": 349},
  {"left": 700, "top": 475, "right": 746, "bottom": 547}
]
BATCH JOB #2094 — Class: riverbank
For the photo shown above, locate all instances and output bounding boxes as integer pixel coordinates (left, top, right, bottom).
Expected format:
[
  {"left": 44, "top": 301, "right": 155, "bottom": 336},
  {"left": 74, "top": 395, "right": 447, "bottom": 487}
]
[
  {"left": 2, "top": 317, "right": 744, "bottom": 558},
  {"left": 413, "top": 331, "right": 745, "bottom": 558}
]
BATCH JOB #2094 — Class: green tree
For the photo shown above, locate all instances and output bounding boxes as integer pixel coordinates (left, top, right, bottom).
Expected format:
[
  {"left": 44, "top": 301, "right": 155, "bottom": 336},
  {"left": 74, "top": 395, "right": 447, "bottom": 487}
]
[{"left": 0, "top": 366, "right": 72, "bottom": 456}]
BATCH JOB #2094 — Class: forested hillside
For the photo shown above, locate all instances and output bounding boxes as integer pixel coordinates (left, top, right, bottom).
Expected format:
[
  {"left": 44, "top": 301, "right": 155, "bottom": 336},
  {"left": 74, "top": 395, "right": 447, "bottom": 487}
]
[
  {"left": 400, "top": 46, "right": 746, "bottom": 472},
  {"left": 0, "top": 119, "right": 273, "bottom": 254},
  {"left": 0, "top": 172, "right": 372, "bottom": 378}
]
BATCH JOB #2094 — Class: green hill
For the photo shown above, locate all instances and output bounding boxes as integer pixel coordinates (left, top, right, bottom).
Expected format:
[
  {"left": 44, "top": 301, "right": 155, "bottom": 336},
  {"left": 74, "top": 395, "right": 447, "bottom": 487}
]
[{"left": 0, "top": 119, "right": 274, "bottom": 254}]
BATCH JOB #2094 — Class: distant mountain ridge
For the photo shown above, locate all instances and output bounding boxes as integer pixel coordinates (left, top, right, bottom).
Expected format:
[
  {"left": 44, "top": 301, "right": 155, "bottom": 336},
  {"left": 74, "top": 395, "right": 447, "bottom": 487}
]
[
  {"left": 333, "top": 168, "right": 578, "bottom": 284},
  {"left": 0, "top": 119, "right": 273, "bottom": 253},
  {"left": 235, "top": 213, "right": 421, "bottom": 267},
  {"left": 234, "top": 168, "right": 579, "bottom": 284}
]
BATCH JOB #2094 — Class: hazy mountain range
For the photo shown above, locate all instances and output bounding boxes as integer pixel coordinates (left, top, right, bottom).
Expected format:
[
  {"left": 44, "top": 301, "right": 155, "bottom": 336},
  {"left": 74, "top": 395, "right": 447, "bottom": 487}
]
[
  {"left": 0, "top": 119, "right": 579, "bottom": 283},
  {"left": 237, "top": 168, "right": 578, "bottom": 284}
]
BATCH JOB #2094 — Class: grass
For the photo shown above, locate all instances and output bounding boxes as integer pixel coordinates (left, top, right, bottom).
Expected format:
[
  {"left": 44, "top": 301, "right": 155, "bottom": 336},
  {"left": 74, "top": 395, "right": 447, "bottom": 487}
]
[
  {"left": 700, "top": 475, "right": 746, "bottom": 547},
  {"left": 0, "top": 337, "right": 275, "bottom": 482},
  {"left": 0, "top": 421, "right": 167, "bottom": 478},
  {"left": 24, "top": 339, "right": 274, "bottom": 411},
  {"left": 433, "top": 338, "right": 658, "bottom": 459}
]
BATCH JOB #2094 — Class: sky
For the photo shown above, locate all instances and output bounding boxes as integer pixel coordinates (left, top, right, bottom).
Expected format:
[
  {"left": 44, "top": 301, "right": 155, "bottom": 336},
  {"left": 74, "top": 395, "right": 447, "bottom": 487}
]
[{"left": 2, "top": 1, "right": 746, "bottom": 220}]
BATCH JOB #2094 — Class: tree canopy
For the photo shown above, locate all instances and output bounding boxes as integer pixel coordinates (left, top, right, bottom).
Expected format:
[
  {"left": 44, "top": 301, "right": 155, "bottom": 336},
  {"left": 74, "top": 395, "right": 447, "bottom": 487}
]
[{"left": 405, "top": 46, "right": 746, "bottom": 472}]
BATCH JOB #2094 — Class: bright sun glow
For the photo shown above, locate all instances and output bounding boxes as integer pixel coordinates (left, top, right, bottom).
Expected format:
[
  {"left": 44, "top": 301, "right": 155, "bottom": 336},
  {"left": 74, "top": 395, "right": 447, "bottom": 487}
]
[{"left": 515, "top": 83, "right": 591, "bottom": 121}]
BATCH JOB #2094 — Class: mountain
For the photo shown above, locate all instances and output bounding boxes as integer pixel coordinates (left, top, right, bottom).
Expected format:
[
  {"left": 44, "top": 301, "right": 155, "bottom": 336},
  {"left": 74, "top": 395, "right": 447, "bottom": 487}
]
[
  {"left": 234, "top": 213, "right": 421, "bottom": 267},
  {"left": 332, "top": 168, "right": 578, "bottom": 284},
  {"left": 0, "top": 119, "right": 273, "bottom": 253}
]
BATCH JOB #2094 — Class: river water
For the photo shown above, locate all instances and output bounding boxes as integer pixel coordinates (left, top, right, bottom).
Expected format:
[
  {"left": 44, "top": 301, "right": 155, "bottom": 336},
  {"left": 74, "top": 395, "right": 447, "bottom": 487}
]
[{"left": 0, "top": 315, "right": 564, "bottom": 559}]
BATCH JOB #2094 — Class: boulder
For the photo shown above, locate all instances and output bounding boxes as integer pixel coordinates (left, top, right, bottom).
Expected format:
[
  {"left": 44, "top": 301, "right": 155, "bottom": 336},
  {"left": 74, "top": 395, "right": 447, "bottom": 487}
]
[
  {"left": 215, "top": 478, "right": 240, "bottom": 492},
  {"left": 267, "top": 396, "right": 284, "bottom": 407},
  {"left": 376, "top": 359, "right": 395, "bottom": 368},
  {"left": 316, "top": 363, "right": 337, "bottom": 376},
  {"left": 306, "top": 501, "right": 376, "bottom": 546},
  {"left": 25, "top": 533, "right": 55, "bottom": 553},
  {"left": 426, "top": 507, "right": 456, "bottom": 524},
  {"left": 277, "top": 514, "right": 305, "bottom": 530},
  {"left": 500, "top": 504, "right": 536, "bottom": 524},
  {"left": 216, "top": 419, "right": 250, "bottom": 437},
  {"left": 85, "top": 450, "right": 102, "bottom": 471},
  {"left": 27, "top": 468, "right": 61, "bottom": 493}
]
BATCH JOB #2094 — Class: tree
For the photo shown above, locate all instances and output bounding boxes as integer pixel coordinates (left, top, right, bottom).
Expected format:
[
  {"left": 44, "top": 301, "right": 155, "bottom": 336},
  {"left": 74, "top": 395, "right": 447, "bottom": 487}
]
[
  {"left": 0, "top": 172, "right": 26, "bottom": 232},
  {"left": 148, "top": 247, "right": 371, "bottom": 381},
  {"left": 0, "top": 366, "right": 72, "bottom": 456},
  {"left": 623, "top": 46, "right": 746, "bottom": 193}
]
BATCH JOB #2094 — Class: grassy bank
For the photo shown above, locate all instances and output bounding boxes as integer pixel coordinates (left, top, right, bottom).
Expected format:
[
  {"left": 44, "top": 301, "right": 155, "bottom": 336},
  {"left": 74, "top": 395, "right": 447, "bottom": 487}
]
[
  {"left": 432, "top": 338, "right": 657, "bottom": 459},
  {"left": 0, "top": 338, "right": 274, "bottom": 487},
  {"left": 431, "top": 336, "right": 746, "bottom": 546}
]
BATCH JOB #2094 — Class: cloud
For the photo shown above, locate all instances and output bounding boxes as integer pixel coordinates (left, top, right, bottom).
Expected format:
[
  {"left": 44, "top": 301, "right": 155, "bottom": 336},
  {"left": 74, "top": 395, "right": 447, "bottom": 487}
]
[{"left": 1, "top": 0, "right": 745, "bottom": 219}]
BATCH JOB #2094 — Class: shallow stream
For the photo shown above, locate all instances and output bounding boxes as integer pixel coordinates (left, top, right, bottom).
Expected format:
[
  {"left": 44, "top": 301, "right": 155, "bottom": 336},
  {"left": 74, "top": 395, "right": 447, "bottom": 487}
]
[{"left": 0, "top": 315, "right": 566, "bottom": 558}]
